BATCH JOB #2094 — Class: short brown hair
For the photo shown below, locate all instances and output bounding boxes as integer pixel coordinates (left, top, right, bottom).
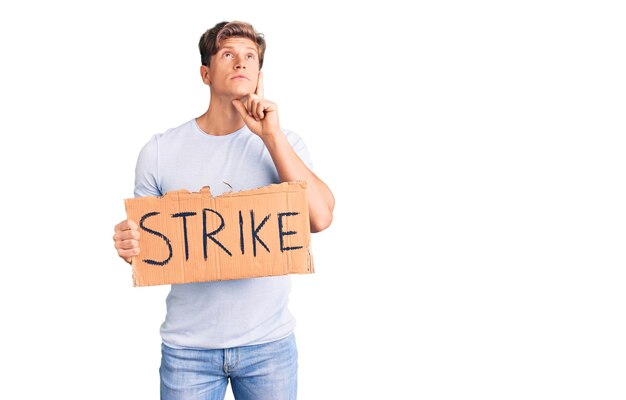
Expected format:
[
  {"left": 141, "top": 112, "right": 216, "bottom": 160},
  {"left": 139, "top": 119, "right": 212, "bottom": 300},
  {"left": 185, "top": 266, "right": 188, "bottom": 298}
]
[{"left": 199, "top": 21, "right": 266, "bottom": 69}]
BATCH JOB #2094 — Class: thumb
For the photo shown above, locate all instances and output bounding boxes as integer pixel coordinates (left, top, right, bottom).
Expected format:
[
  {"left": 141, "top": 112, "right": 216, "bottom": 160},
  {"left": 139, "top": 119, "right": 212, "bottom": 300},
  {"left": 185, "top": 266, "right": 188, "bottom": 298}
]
[{"left": 231, "top": 99, "right": 249, "bottom": 121}]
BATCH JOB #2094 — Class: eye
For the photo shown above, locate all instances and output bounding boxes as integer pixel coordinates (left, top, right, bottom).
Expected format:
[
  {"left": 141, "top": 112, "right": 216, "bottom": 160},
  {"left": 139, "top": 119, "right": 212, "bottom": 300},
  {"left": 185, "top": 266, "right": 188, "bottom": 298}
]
[
  {"left": 247, "top": 54, "right": 256, "bottom": 60},
  {"left": 224, "top": 52, "right": 234, "bottom": 59}
]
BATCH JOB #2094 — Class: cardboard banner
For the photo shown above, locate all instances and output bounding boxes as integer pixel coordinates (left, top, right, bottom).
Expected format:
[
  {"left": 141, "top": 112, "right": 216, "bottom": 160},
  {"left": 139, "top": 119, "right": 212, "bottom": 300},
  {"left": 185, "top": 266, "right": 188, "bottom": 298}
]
[{"left": 124, "top": 181, "right": 313, "bottom": 287}]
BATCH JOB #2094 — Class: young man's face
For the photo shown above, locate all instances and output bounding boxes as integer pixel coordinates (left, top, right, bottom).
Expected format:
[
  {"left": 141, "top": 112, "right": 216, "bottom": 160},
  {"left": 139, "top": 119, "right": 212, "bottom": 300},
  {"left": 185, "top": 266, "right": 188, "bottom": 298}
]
[{"left": 204, "top": 37, "right": 260, "bottom": 98}]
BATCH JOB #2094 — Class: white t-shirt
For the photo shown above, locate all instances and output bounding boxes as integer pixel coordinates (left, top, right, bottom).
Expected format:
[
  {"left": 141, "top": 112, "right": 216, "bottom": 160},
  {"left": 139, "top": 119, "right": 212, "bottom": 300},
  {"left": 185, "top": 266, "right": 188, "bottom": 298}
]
[{"left": 134, "top": 118, "right": 312, "bottom": 349}]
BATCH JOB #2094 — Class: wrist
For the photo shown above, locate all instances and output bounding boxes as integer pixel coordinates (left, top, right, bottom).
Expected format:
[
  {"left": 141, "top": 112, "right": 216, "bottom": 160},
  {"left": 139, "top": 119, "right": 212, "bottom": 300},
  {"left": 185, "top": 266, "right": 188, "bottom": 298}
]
[{"left": 262, "top": 129, "right": 288, "bottom": 149}]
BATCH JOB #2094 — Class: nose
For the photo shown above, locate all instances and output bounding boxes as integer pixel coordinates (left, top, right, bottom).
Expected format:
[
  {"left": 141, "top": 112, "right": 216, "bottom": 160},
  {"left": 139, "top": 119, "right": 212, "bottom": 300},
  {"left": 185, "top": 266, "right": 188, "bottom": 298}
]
[{"left": 235, "top": 55, "right": 246, "bottom": 69}]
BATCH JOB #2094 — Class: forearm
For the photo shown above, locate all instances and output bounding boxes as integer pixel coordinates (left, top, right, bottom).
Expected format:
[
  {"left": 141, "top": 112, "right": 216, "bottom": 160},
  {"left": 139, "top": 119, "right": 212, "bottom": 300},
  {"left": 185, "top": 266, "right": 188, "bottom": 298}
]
[{"left": 263, "top": 131, "right": 335, "bottom": 232}]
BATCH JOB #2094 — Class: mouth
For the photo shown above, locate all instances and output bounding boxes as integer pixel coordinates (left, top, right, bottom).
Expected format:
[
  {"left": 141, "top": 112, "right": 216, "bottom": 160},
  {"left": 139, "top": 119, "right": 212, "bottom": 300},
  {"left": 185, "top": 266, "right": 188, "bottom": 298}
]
[{"left": 231, "top": 75, "right": 248, "bottom": 80}]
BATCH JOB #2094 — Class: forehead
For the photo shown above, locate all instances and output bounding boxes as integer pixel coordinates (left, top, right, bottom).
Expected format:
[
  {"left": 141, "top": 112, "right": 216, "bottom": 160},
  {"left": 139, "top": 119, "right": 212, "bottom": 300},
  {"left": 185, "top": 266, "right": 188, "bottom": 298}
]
[{"left": 217, "top": 37, "right": 258, "bottom": 52}]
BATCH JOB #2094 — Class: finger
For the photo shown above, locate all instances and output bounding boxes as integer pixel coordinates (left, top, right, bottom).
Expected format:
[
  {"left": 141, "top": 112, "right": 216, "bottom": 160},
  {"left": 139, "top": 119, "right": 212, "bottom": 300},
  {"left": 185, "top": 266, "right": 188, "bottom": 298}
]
[
  {"left": 116, "top": 239, "right": 140, "bottom": 251},
  {"left": 255, "top": 71, "right": 264, "bottom": 98},
  {"left": 246, "top": 96, "right": 255, "bottom": 117},
  {"left": 249, "top": 98, "right": 259, "bottom": 120},
  {"left": 113, "top": 229, "right": 140, "bottom": 242},
  {"left": 232, "top": 99, "right": 252, "bottom": 122},
  {"left": 118, "top": 248, "right": 140, "bottom": 259},
  {"left": 114, "top": 220, "right": 127, "bottom": 232},
  {"left": 255, "top": 100, "right": 265, "bottom": 120},
  {"left": 237, "top": 95, "right": 253, "bottom": 117},
  {"left": 115, "top": 219, "right": 138, "bottom": 232}
]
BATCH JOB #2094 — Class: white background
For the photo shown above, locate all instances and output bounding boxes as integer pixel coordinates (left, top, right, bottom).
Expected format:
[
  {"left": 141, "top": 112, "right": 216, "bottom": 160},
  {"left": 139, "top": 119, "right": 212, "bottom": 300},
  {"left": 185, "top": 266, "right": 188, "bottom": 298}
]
[{"left": 1, "top": 1, "right": 624, "bottom": 399}]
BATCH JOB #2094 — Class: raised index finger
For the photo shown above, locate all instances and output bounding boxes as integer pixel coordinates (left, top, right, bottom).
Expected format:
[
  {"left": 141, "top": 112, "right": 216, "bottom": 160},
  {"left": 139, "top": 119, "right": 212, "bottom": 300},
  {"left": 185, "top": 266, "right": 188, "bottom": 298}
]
[{"left": 255, "top": 71, "right": 264, "bottom": 98}]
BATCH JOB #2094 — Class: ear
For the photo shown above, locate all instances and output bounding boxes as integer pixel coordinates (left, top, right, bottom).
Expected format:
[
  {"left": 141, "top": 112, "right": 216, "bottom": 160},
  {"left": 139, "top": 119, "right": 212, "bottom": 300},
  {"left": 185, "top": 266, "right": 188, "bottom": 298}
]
[{"left": 200, "top": 65, "right": 211, "bottom": 85}]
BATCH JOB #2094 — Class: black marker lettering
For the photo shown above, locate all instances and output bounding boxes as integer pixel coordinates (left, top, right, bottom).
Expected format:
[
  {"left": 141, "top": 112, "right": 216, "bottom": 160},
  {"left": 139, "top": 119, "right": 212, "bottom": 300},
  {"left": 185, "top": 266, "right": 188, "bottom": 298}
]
[
  {"left": 250, "top": 210, "right": 271, "bottom": 257},
  {"left": 203, "top": 208, "right": 232, "bottom": 258},
  {"left": 139, "top": 211, "right": 173, "bottom": 266},
  {"left": 171, "top": 212, "right": 197, "bottom": 261},
  {"left": 277, "top": 212, "right": 303, "bottom": 252},
  {"left": 239, "top": 210, "right": 245, "bottom": 255}
]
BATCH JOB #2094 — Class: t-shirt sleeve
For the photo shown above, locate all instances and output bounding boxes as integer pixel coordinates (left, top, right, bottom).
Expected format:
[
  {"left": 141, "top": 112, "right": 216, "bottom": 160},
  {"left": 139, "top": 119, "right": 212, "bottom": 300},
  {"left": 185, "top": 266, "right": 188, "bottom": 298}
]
[
  {"left": 283, "top": 129, "right": 313, "bottom": 170},
  {"left": 134, "top": 135, "right": 162, "bottom": 198}
]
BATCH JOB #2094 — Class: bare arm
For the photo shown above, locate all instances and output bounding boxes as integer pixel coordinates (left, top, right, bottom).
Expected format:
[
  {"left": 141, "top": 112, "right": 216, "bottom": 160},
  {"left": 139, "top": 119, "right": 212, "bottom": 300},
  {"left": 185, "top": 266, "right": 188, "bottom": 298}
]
[
  {"left": 262, "top": 133, "right": 334, "bottom": 232},
  {"left": 232, "top": 72, "right": 335, "bottom": 232}
]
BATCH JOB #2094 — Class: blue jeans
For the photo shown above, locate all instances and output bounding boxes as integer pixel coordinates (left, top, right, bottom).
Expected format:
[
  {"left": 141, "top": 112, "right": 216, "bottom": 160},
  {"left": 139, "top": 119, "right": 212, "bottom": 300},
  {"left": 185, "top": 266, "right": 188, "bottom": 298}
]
[{"left": 160, "top": 334, "right": 298, "bottom": 400}]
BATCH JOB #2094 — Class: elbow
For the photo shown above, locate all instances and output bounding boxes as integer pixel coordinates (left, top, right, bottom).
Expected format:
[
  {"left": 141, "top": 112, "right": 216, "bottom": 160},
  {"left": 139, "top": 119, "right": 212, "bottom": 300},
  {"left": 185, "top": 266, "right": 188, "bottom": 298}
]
[
  {"left": 310, "top": 191, "right": 335, "bottom": 233},
  {"left": 310, "top": 211, "right": 333, "bottom": 233}
]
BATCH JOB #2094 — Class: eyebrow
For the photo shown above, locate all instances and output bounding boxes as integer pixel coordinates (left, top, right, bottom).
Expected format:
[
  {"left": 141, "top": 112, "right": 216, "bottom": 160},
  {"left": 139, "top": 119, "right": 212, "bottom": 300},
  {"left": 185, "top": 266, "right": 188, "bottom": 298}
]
[{"left": 219, "top": 46, "right": 258, "bottom": 52}]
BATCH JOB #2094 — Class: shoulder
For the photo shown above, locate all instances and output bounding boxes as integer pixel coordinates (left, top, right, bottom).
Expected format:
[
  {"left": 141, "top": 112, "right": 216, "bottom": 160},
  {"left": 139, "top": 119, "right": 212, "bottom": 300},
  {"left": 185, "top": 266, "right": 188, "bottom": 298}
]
[
  {"left": 139, "top": 119, "right": 196, "bottom": 151},
  {"left": 153, "top": 119, "right": 196, "bottom": 144}
]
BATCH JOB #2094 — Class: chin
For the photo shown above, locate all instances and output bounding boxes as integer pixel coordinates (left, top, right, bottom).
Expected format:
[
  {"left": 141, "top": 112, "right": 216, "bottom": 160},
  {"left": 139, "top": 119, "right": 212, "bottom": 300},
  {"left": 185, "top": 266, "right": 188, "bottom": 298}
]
[{"left": 231, "top": 89, "right": 254, "bottom": 98}]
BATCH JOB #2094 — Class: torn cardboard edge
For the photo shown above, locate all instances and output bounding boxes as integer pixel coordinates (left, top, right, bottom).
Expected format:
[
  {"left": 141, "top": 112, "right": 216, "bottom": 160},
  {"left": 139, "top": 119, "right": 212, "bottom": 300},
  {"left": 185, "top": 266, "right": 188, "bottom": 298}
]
[{"left": 124, "top": 181, "right": 313, "bottom": 287}]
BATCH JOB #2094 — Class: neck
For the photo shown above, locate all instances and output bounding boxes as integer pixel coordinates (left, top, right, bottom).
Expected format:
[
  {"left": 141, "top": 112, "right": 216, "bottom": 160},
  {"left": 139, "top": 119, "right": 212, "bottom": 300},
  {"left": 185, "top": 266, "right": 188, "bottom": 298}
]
[{"left": 196, "top": 93, "right": 246, "bottom": 136}]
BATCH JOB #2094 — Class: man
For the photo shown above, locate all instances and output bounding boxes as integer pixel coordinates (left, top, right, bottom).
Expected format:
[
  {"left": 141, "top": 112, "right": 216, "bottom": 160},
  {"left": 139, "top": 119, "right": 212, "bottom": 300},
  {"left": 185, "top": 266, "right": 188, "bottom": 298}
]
[{"left": 112, "top": 21, "right": 334, "bottom": 399}]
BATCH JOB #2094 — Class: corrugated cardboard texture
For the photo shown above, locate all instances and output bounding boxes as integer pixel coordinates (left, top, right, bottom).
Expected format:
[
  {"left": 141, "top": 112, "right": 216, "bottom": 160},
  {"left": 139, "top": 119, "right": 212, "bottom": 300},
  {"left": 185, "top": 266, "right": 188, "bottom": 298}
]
[{"left": 124, "top": 181, "right": 313, "bottom": 287}]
